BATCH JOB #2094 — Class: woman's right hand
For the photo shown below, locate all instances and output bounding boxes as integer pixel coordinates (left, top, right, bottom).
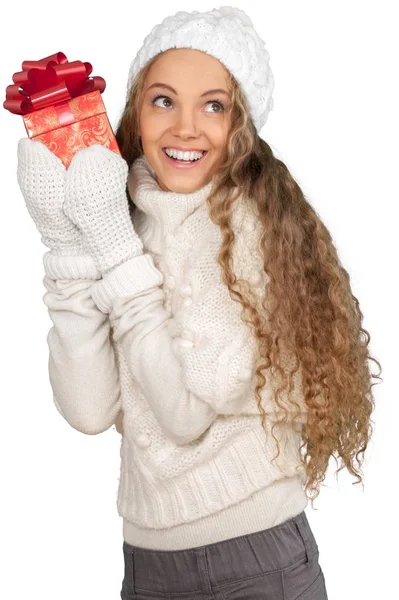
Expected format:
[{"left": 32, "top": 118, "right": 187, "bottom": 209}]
[{"left": 17, "top": 138, "right": 85, "bottom": 256}]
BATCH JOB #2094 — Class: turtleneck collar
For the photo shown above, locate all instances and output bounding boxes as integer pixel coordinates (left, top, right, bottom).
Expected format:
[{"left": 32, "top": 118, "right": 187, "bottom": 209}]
[{"left": 127, "top": 154, "right": 214, "bottom": 233}]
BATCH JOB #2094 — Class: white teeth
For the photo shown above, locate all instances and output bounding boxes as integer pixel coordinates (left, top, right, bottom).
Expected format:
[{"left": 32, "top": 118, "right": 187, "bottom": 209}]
[{"left": 165, "top": 148, "right": 205, "bottom": 161}]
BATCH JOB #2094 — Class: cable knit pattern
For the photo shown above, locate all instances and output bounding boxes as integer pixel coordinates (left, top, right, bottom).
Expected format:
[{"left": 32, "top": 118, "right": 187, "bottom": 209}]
[
  {"left": 127, "top": 6, "right": 275, "bottom": 132},
  {"left": 42, "top": 154, "right": 308, "bottom": 549}
]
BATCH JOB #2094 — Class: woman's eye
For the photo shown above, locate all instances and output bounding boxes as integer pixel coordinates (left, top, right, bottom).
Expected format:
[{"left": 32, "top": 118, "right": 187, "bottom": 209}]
[
  {"left": 204, "top": 101, "right": 225, "bottom": 113},
  {"left": 152, "top": 95, "right": 172, "bottom": 108}
]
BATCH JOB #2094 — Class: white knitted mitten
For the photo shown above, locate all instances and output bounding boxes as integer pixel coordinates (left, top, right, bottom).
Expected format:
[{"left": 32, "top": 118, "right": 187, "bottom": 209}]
[
  {"left": 17, "top": 138, "right": 85, "bottom": 256},
  {"left": 63, "top": 145, "right": 144, "bottom": 274}
]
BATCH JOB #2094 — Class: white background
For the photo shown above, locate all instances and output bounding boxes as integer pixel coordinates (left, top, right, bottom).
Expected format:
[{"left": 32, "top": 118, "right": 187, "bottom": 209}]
[{"left": 0, "top": 1, "right": 397, "bottom": 598}]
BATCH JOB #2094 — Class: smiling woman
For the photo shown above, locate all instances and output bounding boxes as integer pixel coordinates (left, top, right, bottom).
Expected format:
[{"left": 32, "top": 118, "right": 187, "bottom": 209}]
[
  {"left": 137, "top": 48, "right": 233, "bottom": 192},
  {"left": 16, "top": 5, "right": 381, "bottom": 600}
]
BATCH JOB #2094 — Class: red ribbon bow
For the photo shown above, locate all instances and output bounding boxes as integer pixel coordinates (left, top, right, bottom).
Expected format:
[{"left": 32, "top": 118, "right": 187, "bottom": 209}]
[{"left": 3, "top": 51, "right": 106, "bottom": 115}]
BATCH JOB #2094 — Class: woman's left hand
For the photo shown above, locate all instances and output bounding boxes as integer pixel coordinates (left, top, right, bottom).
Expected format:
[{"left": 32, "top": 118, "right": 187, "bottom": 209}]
[{"left": 63, "top": 144, "right": 144, "bottom": 274}]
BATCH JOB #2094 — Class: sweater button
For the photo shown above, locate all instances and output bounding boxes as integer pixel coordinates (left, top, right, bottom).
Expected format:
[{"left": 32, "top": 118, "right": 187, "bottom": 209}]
[
  {"left": 136, "top": 433, "right": 151, "bottom": 448},
  {"left": 165, "top": 233, "right": 174, "bottom": 245},
  {"left": 182, "top": 297, "right": 193, "bottom": 307},
  {"left": 237, "top": 368, "right": 252, "bottom": 382},
  {"left": 181, "top": 329, "right": 195, "bottom": 341},
  {"left": 179, "top": 283, "right": 192, "bottom": 297}
]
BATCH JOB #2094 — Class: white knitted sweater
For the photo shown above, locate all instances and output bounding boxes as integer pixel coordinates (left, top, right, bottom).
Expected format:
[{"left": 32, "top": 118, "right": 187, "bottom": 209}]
[{"left": 42, "top": 154, "right": 309, "bottom": 550}]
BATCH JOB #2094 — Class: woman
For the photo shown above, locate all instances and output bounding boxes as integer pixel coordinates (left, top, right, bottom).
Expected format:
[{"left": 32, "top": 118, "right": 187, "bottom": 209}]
[{"left": 16, "top": 6, "right": 381, "bottom": 599}]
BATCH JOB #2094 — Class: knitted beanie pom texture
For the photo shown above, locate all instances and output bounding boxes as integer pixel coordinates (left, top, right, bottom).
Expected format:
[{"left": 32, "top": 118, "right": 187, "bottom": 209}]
[{"left": 127, "top": 6, "right": 275, "bottom": 132}]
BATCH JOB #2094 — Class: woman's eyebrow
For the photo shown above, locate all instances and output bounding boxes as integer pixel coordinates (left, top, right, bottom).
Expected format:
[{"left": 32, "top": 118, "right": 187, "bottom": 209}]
[{"left": 146, "top": 82, "right": 230, "bottom": 97}]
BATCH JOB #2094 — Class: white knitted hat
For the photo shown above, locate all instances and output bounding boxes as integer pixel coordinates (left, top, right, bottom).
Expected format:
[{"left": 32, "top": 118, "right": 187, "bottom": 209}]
[{"left": 127, "top": 6, "right": 275, "bottom": 133}]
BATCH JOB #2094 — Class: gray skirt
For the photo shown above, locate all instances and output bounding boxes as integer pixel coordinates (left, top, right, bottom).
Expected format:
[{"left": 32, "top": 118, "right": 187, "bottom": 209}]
[{"left": 120, "top": 510, "right": 328, "bottom": 599}]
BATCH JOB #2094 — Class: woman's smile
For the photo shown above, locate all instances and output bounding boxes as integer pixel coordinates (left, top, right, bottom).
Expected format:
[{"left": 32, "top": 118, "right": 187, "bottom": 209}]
[{"left": 161, "top": 147, "right": 209, "bottom": 169}]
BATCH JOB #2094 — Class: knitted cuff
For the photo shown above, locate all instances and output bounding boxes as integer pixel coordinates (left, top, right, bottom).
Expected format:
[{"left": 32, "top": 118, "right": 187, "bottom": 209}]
[
  {"left": 90, "top": 253, "right": 164, "bottom": 313},
  {"left": 43, "top": 251, "right": 102, "bottom": 280}
]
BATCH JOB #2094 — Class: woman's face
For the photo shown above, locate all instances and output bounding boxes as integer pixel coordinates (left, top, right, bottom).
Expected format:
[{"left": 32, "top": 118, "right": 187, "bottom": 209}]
[{"left": 138, "top": 48, "right": 232, "bottom": 193}]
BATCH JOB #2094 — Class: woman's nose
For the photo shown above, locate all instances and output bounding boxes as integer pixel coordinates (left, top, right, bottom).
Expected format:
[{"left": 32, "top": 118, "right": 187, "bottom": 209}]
[{"left": 172, "top": 107, "right": 199, "bottom": 137}]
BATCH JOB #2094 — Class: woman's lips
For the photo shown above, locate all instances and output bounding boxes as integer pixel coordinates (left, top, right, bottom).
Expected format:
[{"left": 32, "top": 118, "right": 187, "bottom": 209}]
[{"left": 161, "top": 148, "right": 209, "bottom": 169}]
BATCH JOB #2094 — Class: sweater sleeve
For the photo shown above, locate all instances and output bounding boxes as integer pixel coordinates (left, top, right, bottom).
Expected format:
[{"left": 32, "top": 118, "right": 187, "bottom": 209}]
[
  {"left": 89, "top": 252, "right": 225, "bottom": 446},
  {"left": 41, "top": 251, "right": 123, "bottom": 435}
]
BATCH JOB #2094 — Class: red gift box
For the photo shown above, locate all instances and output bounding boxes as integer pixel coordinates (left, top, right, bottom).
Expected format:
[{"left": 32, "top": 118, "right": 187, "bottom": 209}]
[{"left": 4, "top": 52, "right": 121, "bottom": 167}]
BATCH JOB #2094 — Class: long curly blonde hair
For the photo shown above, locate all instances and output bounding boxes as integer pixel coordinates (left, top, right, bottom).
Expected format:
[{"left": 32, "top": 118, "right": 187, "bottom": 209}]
[{"left": 115, "top": 52, "right": 382, "bottom": 504}]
